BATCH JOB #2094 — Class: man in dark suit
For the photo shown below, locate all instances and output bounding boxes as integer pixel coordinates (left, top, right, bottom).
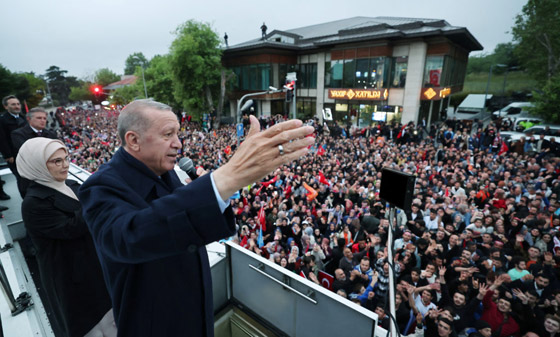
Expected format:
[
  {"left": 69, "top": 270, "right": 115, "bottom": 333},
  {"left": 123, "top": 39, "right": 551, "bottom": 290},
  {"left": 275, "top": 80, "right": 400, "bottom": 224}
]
[
  {"left": 79, "top": 100, "right": 315, "bottom": 337},
  {"left": 12, "top": 107, "right": 58, "bottom": 155},
  {"left": 11, "top": 107, "right": 58, "bottom": 197},
  {"left": 0, "top": 95, "right": 28, "bottom": 197}
]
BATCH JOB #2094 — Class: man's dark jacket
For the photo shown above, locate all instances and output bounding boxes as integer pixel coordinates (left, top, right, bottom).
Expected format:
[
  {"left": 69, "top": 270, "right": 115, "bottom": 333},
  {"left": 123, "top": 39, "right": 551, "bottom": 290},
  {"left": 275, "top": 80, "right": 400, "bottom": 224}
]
[
  {"left": 11, "top": 124, "right": 58, "bottom": 156},
  {"left": 79, "top": 148, "right": 235, "bottom": 337},
  {"left": 0, "top": 111, "right": 27, "bottom": 159}
]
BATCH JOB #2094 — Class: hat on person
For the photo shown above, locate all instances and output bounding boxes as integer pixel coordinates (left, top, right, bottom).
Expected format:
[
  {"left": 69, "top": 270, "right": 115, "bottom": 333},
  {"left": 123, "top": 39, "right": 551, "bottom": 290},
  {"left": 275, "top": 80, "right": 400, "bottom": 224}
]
[{"left": 474, "top": 320, "right": 491, "bottom": 330}]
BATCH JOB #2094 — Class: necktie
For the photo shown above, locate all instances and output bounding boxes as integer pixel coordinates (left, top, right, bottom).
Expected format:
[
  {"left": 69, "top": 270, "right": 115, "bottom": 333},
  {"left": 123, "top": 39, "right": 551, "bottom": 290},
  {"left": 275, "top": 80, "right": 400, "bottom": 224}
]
[{"left": 37, "top": 131, "right": 42, "bottom": 136}]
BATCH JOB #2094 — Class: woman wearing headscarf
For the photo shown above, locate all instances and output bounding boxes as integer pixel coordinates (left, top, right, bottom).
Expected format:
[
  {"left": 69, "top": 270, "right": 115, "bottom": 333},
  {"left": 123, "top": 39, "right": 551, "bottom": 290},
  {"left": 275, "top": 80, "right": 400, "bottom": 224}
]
[{"left": 16, "top": 138, "right": 112, "bottom": 337}]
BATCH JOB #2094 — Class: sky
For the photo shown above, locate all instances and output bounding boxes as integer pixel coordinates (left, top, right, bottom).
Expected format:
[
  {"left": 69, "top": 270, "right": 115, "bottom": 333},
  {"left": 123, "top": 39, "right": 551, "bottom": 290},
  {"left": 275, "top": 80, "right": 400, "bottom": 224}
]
[{"left": 1, "top": 0, "right": 527, "bottom": 79}]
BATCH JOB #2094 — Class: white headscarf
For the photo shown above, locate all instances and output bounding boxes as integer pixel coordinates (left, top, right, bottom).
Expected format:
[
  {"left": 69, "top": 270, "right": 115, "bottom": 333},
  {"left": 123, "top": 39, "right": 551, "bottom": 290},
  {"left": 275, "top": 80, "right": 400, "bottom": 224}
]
[{"left": 16, "top": 138, "right": 77, "bottom": 200}]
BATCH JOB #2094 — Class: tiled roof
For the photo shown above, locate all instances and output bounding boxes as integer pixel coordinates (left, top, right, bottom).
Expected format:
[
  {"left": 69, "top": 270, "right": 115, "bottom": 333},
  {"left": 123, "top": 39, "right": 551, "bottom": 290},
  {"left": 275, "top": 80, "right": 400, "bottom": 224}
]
[{"left": 104, "top": 75, "right": 137, "bottom": 90}]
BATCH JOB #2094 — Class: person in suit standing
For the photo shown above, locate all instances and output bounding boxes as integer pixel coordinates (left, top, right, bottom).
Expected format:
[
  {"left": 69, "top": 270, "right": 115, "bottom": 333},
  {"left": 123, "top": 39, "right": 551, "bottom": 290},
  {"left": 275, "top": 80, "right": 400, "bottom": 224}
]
[
  {"left": 12, "top": 107, "right": 58, "bottom": 197},
  {"left": 16, "top": 138, "right": 111, "bottom": 337},
  {"left": 78, "top": 100, "right": 314, "bottom": 337},
  {"left": 0, "top": 95, "right": 28, "bottom": 199}
]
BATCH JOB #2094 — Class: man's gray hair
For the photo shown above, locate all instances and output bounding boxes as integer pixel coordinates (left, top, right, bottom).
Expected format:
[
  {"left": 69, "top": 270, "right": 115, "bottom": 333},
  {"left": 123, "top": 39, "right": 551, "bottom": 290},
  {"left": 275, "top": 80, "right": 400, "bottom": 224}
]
[
  {"left": 117, "top": 100, "right": 172, "bottom": 146},
  {"left": 27, "top": 107, "right": 47, "bottom": 119}
]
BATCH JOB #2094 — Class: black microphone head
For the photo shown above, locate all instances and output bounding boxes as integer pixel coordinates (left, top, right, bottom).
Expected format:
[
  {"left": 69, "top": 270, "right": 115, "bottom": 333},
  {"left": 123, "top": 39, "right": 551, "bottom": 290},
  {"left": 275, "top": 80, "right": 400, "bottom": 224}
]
[{"left": 179, "top": 157, "right": 194, "bottom": 172}]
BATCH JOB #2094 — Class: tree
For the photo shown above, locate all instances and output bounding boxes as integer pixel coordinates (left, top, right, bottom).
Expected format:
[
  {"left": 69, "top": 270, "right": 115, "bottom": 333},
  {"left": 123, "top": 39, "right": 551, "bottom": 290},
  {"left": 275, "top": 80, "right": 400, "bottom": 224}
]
[
  {"left": 169, "top": 20, "right": 226, "bottom": 123},
  {"left": 467, "top": 43, "right": 520, "bottom": 74},
  {"left": 142, "top": 54, "right": 179, "bottom": 108},
  {"left": 124, "top": 52, "right": 149, "bottom": 75},
  {"left": 44, "top": 65, "right": 79, "bottom": 105},
  {"left": 512, "top": 0, "right": 560, "bottom": 82},
  {"left": 69, "top": 82, "right": 96, "bottom": 102},
  {"left": 111, "top": 85, "right": 143, "bottom": 106},
  {"left": 529, "top": 75, "right": 560, "bottom": 123},
  {"left": 94, "top": 68, "right": 120, "bottom": 86},
  {"left": 21, "top": 72, "right": 47, "bottom": 108}
]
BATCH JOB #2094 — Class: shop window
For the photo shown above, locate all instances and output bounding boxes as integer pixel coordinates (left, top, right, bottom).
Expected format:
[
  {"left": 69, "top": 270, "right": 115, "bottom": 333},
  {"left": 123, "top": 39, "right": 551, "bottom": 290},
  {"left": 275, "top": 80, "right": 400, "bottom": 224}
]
[
  {"left": 368, "top": 57, "right": 387, "bottom": 89},
  {"left": 391, "top": 57, "right": 407, "bottom": 88},
  {"left": 423, "top": 56, "right": 444, "bottom": 87},
  {"left": 343, "top": 59, "right": 355, "bottom": 88},
  {"left": 355, "top": 59, "right": 370, "bottom": 88},
  {"left": 325, "top": 60, "right": 343, "bottom": 88},
  {"left": 296, "top": 98, "right": 316, "bottom": 120}
]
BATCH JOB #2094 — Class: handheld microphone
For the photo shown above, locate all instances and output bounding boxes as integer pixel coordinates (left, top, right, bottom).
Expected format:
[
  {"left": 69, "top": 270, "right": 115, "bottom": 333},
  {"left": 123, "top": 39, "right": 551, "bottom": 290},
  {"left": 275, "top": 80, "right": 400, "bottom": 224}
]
[{"left": 178, "top": 157, "right": 198, "bottom": 181}]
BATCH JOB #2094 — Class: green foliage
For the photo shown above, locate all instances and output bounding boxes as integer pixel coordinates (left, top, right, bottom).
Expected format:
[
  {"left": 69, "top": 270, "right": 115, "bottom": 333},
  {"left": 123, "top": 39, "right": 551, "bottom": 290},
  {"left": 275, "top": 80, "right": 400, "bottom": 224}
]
[
  {"left": 124, "top": 52, "right": 149, "bottom": 75},
  {"left": 44, "top": 65, "right": 79, "bottom": 106},
  {"left": 512, "top": 0, "right": 560, "bottom": 82},
  {"left": 142, "top": 54, "right": 179, "bottom": 108},
  {"left": 69, "top": 82, "right": 95, "bottom": 102},
  {"left": 169, "top": 20, "right": 223, "bottom": 115},
  {"left": 21, "top": 73, "right": 46, "bottom": 108},
  {"left": 94, "top": 68, "right": 120, "bottom": 86},
  {"left": 462, "top": 70, "right": 537, "bottom": 95},
  {"left": 530, "top": 75, "right": 560, "bottom": 123},
  {"left": 467, "top": 43, "right": 519, "bottom": 74},
  {"left": 111, "top": 85, "right": 143, "bottom": 106},
  {"left": 0, "top": 64, "right": 41, "bottom": 108}
]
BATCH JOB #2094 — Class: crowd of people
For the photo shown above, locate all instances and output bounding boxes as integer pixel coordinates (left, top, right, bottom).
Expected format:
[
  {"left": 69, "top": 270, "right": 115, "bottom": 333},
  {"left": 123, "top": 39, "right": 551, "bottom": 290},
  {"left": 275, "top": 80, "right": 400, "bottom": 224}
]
[{"left": 26, "top": 106, "right": 560, "bottom": 337}]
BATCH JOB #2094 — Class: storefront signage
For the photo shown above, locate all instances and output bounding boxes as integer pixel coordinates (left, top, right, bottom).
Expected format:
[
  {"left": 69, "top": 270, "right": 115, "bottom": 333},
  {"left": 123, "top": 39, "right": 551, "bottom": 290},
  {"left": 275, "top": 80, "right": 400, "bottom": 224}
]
[
  {"left": 328, "top": 88, "right": 388, "bottom": 101},
  {"left": 422, "top": 87, "right": 452, "bottom": 100}
]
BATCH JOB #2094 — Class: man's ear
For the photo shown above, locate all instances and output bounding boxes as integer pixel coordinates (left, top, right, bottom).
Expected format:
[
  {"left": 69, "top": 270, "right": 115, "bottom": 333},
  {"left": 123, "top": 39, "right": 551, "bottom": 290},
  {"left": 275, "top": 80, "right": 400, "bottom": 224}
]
[{"left": 124, "top": 131, "right": 141, "bottom": 152}]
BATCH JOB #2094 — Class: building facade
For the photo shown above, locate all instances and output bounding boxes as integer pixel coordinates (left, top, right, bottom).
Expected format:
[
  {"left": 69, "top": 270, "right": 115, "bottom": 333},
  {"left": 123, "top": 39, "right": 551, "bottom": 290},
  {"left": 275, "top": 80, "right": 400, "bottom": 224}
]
[{"left": 223, "top": 17, "right": 482, "bottom": 126}]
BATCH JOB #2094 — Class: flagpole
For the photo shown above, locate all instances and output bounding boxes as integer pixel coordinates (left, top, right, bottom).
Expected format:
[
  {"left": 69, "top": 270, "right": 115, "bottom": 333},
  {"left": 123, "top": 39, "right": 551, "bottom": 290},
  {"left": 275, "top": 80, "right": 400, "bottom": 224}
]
[{"left": 387, "top": 206, "right": 398, "bottom": 337}]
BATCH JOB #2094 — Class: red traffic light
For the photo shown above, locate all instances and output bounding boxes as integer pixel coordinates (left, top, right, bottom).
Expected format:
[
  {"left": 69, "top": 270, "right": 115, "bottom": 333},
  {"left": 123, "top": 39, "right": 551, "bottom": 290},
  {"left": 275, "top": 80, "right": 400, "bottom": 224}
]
[
  {"left": 284, "top": 80, "right": 295, "bottom": 90},
  {"left": 90, "top": 85, "right": 103, "bottom": 95}
]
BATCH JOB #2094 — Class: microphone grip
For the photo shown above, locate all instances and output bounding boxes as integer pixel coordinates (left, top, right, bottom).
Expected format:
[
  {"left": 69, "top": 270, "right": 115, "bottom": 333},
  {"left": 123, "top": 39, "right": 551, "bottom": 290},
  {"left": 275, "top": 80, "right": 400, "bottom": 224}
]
[{"left": 186, "top": 168, "right": 198, "bottom": 181}]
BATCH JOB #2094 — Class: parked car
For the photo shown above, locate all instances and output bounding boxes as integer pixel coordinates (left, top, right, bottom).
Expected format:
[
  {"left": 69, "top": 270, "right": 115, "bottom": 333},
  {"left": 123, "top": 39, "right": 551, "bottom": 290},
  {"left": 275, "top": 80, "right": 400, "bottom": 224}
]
[
  {"left": 501, "top": 124, "right": 560, "bottom": 144},
  {"left": 512, "top": 117, "right": 544, "bottom": 131},
  {"left": 492, "top": 102, "right": 534, "bottom": 120}
]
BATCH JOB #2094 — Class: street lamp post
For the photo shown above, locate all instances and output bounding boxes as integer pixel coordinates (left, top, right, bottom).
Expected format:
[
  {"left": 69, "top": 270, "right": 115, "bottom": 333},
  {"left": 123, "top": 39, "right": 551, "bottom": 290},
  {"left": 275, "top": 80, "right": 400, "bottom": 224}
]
[
  {"left": 483, "top": 64, "right": 506, "bottom": 119},
  {"left": 132, "top": 56, "right": 148, "bottom": 99},
  {"left": 236, "top": 87, "right": 284, "bottom": 146}
]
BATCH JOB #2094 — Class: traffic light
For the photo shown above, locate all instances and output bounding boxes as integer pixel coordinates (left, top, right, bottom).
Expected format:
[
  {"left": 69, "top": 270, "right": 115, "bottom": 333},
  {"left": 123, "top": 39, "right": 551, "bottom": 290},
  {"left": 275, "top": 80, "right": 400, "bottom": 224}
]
[
  {"left": 90, "top": 84, "right": 103, "bottom": 95},
  {"left": 284, "top": 80, "right": 295, "bottom": 102}
]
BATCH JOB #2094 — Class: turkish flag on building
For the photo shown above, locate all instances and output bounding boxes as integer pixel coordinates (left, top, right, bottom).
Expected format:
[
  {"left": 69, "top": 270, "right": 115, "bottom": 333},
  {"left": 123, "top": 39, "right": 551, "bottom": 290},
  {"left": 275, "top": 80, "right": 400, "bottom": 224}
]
[
  {"left": 429, "top": 69, "right": 441, "bottom": 86},
  {"left": 318, "top": 270, "right": 334, "bottom": 291}
]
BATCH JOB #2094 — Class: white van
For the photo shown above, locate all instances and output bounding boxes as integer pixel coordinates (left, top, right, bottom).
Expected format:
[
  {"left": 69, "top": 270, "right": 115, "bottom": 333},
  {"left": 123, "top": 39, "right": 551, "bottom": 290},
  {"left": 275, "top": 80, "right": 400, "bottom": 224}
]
[
  {"left": 492, "top": 102, "right": 534, "bottom": 119},
  {"left": 453, "top": 94, "right": 491, "bottom": 121}
]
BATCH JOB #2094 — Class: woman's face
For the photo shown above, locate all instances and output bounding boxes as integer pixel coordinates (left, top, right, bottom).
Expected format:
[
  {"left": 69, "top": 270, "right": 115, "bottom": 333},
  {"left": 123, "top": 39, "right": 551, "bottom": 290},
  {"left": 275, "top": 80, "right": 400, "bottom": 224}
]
[{"left": 46, "top": 148, "right": 69, "bottom": 182}]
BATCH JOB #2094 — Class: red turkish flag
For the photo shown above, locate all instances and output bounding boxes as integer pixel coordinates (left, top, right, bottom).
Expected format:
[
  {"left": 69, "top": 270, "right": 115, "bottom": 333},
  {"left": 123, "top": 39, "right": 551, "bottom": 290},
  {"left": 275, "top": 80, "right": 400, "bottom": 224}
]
[
  {"left": 258, "top": 206, "right": 266, "bottom": 232},
  {"left": 318, "top": 172, "right": 331, "bottom": 186},
  {"left": 317, "top": 146, "right": 326, "bottom": 156},
  {"left": 318, "top": 270, "right": 334, "bottom": 291},
  {"left": 429, "top": 69, "right": 441, "bottom": 86}
]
